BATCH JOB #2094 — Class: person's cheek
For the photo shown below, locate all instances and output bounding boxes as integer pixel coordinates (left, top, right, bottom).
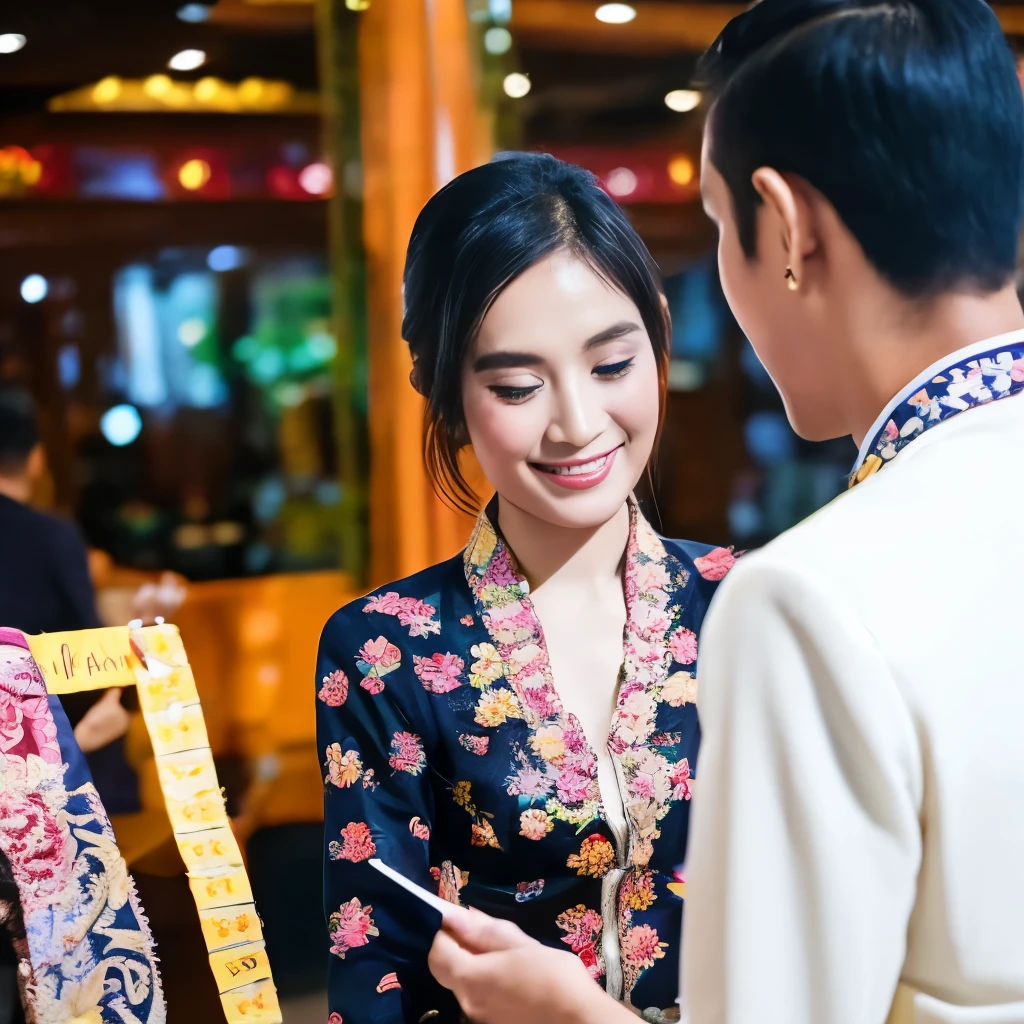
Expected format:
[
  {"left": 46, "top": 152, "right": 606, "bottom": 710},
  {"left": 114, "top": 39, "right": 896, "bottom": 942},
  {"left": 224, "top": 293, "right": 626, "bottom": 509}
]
[{"left": 465, "top": 396, "right": 534, "bottom": 484}]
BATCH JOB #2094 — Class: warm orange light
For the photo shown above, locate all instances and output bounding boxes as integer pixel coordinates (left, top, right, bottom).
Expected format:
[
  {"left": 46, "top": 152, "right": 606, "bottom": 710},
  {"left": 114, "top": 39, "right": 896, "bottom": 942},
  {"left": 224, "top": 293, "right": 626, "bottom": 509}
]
[
  {"left": 179, "top": 158, "right": 212, "bottom": 191},
  {"left": 144, "top": 74, "right": 173, "bottom": 99},
  {"left": 668, "top": 155, "right": 695, "bottom": 187},
  {"left": 92, "top": 76, "right": 122, "bottom": 104},
  {"left": 193, "top": 76, "right": 222, "bottom": 102}
]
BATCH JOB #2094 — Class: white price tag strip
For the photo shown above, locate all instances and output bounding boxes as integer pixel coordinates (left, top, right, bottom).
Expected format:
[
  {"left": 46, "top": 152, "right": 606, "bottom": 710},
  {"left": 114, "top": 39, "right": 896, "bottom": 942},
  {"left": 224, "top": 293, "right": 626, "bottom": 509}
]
[{"left": 368, "top": 859, "right": 456, "bottom": 918}]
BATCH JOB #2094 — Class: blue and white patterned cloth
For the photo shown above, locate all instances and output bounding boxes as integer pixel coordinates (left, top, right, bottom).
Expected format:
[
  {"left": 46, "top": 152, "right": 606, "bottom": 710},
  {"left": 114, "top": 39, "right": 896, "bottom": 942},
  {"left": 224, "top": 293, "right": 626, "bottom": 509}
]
[{"left": 850, "top": 333, "right": 1024, "bottom": 487}]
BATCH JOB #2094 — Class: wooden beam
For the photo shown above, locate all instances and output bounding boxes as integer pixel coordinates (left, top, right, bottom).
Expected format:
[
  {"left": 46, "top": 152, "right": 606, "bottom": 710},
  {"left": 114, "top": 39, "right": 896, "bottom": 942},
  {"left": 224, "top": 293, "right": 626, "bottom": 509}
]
[
  {"left": 511, "top": 1, "right": 743, "bottom": 54},
  {"left": 513, "top": 1, "right": 1024, "bottom": 54}
]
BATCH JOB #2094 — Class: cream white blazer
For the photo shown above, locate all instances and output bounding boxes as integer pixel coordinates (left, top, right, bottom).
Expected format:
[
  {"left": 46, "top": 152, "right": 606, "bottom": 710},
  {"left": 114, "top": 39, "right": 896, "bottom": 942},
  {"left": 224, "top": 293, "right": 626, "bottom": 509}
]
[{"left": 682, "top": 342, "right": 1024, "bottom": 1024}]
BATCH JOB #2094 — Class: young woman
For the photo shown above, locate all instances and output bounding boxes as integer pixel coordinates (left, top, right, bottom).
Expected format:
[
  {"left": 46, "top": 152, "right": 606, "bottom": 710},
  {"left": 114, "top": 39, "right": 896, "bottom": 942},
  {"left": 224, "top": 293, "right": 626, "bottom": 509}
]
[{"left": 315, "top": 153, "right": 736, "bottom": 1024}]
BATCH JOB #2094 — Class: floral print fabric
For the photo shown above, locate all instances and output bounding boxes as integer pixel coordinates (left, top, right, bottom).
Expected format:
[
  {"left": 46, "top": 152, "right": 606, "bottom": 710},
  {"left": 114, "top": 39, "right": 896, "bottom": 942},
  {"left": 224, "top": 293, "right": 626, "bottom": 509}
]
[
  {"left": 316, "top": 500, "right": 730, "bottom": 1024},
  {"left": 0, "top": 628, "right": 164, "bottom": 1024},
  {"left": 851, "top": 341, "right": 1024, "bottom": 487}
]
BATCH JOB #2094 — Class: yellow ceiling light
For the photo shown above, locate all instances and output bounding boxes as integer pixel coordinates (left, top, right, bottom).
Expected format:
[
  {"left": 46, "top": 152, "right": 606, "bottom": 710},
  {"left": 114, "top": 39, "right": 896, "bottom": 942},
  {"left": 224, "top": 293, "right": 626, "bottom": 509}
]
[
  {"left": 345, "top": 0, "right": 370, "bottom": 8},
  {"left": 238, "top": 77, "right": 265, "bottom": 104},
  {"left": 193, "top": 76, "right": 222, "bottom": 102},
  {"left": 48, "top": 77, "right": 318, "bottom": 114},
  {"left": 178, "top": 158, "right": 212, "bottom": 191},
  {"left": 92, "top": 76, "right": 122, "bottom": 104},
  {"left": 668, "top": 155, "right": 695, "bottom": 187},
  {"left": 144, "top": 74, "right": 173, "bottom": 98}
]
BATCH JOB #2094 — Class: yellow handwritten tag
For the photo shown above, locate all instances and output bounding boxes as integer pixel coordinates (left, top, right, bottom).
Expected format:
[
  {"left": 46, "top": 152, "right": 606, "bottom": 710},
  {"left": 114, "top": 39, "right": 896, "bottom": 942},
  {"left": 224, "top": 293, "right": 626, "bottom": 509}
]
[
  {"left": 156, "top": 749, "right": 221, "bottom": 801},
  {"left": 189, "top": 867, "right": 255, "bottom": 911},
  {"left": 209, "top": 942, "right": 273, "bottom": 993},
  {"left": 165, "top": 787, "right": 229, "bottom": 835},
  {"left": 27, "top": 628, "right": 137, "bottom": 693},
  {"left": 176, "top": 825, "right": 244, "bottom": 875},
  {"left": 199, "top": 902, "right": 264, "bottom": 953},
  {"left": 144, "top": 701, "right": 209, "bottom": 756},
  {"left": 219, "top": 979, "right": 282, "bottom": 1024},
  {"left": 128, "top": 623, "right": 280, "bottom": 1023},
  {"left": 136, "top": 666, "right": 200, "bottom": 713}
]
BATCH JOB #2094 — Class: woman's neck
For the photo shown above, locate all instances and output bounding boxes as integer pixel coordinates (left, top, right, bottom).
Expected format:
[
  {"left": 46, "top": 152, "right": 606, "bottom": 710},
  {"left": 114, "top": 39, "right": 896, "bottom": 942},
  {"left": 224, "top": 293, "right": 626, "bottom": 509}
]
[{"left": 495, "top": 495, "right": 631, "bottom": 592}]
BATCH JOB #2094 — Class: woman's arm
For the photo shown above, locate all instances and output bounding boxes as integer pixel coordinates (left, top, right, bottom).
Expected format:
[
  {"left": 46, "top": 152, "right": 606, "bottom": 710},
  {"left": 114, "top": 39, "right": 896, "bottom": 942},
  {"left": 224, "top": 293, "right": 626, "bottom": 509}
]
[{"left": 317, "top": 608, "right": 458, "bottom": 1024}]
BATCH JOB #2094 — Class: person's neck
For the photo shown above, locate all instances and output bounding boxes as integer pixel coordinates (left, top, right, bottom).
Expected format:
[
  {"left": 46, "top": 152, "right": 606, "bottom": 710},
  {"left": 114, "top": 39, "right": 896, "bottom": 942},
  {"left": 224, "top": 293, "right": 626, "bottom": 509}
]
[
  {"left": 494, "top": 494, "right": 630, "bottom": 592},
  {"left": 838, "top": 283, "right": 1024, "bottom": 448},
  {"left": 0, "top": 473, "right": 31, "bottom": 504}
]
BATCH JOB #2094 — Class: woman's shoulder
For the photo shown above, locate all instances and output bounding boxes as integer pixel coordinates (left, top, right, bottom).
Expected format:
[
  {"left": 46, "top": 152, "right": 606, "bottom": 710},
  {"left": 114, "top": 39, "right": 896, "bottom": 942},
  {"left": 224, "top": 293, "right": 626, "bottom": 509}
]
[{"left": 320, "top": 550, "right": 468, "bottom": 644}]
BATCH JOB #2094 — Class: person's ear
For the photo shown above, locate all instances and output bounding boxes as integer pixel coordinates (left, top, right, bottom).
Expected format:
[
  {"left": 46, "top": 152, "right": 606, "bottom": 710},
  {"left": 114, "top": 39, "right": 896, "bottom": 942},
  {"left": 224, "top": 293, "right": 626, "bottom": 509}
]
[
  {"left": 750, "top": 168, "right": 818, "bottom": 291},
  {"left": 26, "top": 442, "right": 46, "bottom": 481}
]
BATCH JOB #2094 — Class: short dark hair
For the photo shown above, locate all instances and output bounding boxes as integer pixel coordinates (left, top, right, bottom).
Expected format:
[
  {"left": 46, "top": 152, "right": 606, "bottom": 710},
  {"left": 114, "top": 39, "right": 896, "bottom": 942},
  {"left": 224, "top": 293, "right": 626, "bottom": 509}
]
[
  {"left": 0, "top": 386, "right": 39, "bottom": 474},
  {"left": 402, "top": 152, "right": 670, "bottom": 514},
  {"left": 698, "top": 0, "right": 1024, "bottom": 297}
]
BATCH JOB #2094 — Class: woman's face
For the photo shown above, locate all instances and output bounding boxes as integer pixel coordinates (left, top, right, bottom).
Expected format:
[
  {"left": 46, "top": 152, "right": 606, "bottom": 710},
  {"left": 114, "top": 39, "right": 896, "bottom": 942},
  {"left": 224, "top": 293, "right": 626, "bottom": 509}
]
[{"left": 461, "top": 249, "right": 661, "bottom": 530}]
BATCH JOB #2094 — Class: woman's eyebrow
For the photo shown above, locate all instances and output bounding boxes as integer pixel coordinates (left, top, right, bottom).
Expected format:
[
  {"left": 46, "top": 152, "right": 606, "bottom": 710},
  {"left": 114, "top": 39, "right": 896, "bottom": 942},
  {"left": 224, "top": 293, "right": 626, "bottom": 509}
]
[{"left": 472, "top": 321, "right": 640, "bottom": 372}]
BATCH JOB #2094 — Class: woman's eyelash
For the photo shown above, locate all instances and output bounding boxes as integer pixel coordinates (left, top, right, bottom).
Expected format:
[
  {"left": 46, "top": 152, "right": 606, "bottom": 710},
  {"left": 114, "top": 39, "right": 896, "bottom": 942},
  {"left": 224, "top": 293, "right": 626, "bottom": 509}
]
[
  {"left": 594, "top": 357, "right": 634, "bottom": 378},
  {"left": 489, "top": 384, "right": 540, "bottom": 402}
]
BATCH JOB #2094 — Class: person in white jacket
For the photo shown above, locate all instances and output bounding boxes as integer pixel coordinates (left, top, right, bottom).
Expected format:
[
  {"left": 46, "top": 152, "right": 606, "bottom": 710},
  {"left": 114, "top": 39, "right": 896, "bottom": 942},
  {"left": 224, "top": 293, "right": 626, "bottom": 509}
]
[{"left": 425, "top": 1, "right": 1024, "bottom": 1023}]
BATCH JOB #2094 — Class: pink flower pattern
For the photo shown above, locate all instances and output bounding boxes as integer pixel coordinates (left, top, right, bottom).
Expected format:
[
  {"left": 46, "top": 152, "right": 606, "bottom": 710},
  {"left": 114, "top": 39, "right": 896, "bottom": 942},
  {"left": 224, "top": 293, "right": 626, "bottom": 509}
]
[
  {"left": 459, "top": 734, "right": 489, "bottom": 756},
  {"left": 328, "top": 898, "right": 379, "bottom": 958},
  {"left": 668, "top": 627, "right": 698, "bottom": 666},
  {"left": 364, "top": 592, "right": 440, "bottom": 638},
  {"left": 330, "top": 821, "right": 376, "bottom": 863},
  {"left": 388, "top": 731, "right": 426, "bottom": 775},
  {"left": 318, "top": 669, "right": 349, "bottom": 707},
  {"left": 693, "top": 546, "right": 737, "bottom": 581},
  {"left": 413, "top": 652, "right": 465, "bottom": 694}
]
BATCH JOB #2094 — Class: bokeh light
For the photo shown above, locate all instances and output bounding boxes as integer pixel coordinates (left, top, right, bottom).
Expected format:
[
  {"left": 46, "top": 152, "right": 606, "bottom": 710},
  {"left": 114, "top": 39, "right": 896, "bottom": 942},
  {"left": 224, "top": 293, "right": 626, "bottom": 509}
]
[
  {"left": 178, "top": 158, "right": 211, "bottom": 191},
  {"left": 100, "top": 404, "right": 143, "bottom": 447},
  {"left": 668, "top": 155, "right": 695, "bottom": 187},
  {"left": 606, "top": 167, "right": 638, "bottom": 197},
  {"left": 595, "top": 4, "right": 636, "bottom": 24},
  {"left": 20, "top": 274, "right": 48, "bottom": 304},
  {"left": 503, "top": 72, "right": 531, "bottom": 99},
  {"left": 665, "top": 89, "right": 701, "bottom": 113},
  {"left": 168, "top": 49, "right": 206, "bottom": 72}
]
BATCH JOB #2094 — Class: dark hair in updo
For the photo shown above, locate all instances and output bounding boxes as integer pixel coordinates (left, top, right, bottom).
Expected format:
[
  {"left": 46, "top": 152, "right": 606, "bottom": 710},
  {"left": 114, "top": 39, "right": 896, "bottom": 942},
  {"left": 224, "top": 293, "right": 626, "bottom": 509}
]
[{"left": 402, "top": 151, "right": 671, "bottom": 514}]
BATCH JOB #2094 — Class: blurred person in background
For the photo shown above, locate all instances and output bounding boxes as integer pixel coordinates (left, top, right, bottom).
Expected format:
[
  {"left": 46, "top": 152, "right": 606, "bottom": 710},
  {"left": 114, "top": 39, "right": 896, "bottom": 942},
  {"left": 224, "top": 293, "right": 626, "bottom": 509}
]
[
  {"left": 0, "top": 386, "right": 186, "bottom": 794},
  {"left": 426, "top": 1, "right": 1024, "bottom": 1023},
  {"left": 0, "top": 384, "right": 141, "bottom": 812}
]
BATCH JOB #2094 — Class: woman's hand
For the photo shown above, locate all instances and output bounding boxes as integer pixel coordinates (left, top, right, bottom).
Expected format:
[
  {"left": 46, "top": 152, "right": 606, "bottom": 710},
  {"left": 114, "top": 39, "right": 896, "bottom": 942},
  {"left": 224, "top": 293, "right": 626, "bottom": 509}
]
[
  {"left": 73, "top": 686, "right": 131, "bottom": 753},
  {"left": 428, "top": 906, "right": 632, "bottom": 1024}
]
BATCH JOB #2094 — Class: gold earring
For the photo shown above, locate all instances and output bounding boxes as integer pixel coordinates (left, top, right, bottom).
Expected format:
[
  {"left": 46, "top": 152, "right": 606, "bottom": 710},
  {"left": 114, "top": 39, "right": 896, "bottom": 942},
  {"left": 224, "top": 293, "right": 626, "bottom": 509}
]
[{"left": 785, "top": 266, "right": 799, "bottom": 292}]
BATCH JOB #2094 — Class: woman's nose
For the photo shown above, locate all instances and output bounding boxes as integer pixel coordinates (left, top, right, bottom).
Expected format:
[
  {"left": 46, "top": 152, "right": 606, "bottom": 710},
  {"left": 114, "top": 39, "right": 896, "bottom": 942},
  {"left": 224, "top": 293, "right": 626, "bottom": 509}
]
[{"left": 546, "top": 383, "right": 602, "bottom": 449}]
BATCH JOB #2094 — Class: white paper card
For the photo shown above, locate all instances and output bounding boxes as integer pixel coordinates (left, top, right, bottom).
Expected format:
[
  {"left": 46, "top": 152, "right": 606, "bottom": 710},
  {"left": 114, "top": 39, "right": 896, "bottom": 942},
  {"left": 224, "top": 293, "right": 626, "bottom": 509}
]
[{"left": 368, "top": 859, "right": 455, "bottom": 918}]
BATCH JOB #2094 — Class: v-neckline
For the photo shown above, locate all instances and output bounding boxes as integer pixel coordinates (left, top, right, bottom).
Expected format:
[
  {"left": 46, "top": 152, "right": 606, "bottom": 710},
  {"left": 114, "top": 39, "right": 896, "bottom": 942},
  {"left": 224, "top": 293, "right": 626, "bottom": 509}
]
[{"left": 463, "top": 497, "right": 686, "bottom": 843}]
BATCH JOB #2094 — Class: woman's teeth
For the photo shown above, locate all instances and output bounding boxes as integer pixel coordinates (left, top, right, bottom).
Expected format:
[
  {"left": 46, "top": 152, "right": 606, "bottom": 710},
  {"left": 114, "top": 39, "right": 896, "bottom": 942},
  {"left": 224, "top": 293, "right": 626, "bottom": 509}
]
[{"left": 538, "top": 455, "right": 608, "bottom": 476}]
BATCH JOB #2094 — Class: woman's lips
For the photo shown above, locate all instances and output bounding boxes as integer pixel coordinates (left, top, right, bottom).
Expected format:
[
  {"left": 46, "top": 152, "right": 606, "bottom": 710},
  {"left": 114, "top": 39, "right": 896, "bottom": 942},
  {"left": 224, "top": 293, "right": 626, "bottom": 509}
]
[{"left": 529, "top": 445, "right": 623, "bottom": 491}]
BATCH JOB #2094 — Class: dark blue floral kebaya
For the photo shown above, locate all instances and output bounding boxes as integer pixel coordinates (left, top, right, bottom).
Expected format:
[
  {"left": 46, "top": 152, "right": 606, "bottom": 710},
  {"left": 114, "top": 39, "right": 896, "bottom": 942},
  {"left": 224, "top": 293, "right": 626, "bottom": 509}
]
[{"left": 316, "top": 499, "right": 735, "bottom": 1024}]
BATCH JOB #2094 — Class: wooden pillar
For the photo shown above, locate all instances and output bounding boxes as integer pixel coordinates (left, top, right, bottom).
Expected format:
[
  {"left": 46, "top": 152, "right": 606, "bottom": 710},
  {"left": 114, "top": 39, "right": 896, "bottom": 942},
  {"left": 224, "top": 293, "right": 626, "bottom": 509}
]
[
  {"left": 318, "top": 0, "right": 370, "bottom": 583},
  {"left": 359, "top": 0, "right": 491, "bottom": 586}
]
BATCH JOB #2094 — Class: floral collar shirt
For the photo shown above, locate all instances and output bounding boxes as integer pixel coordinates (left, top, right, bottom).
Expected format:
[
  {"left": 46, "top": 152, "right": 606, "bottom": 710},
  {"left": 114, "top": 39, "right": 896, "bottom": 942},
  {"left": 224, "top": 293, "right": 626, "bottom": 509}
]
[{"left": 316, "top": 500, "right": 735, "bottom": 1024}]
